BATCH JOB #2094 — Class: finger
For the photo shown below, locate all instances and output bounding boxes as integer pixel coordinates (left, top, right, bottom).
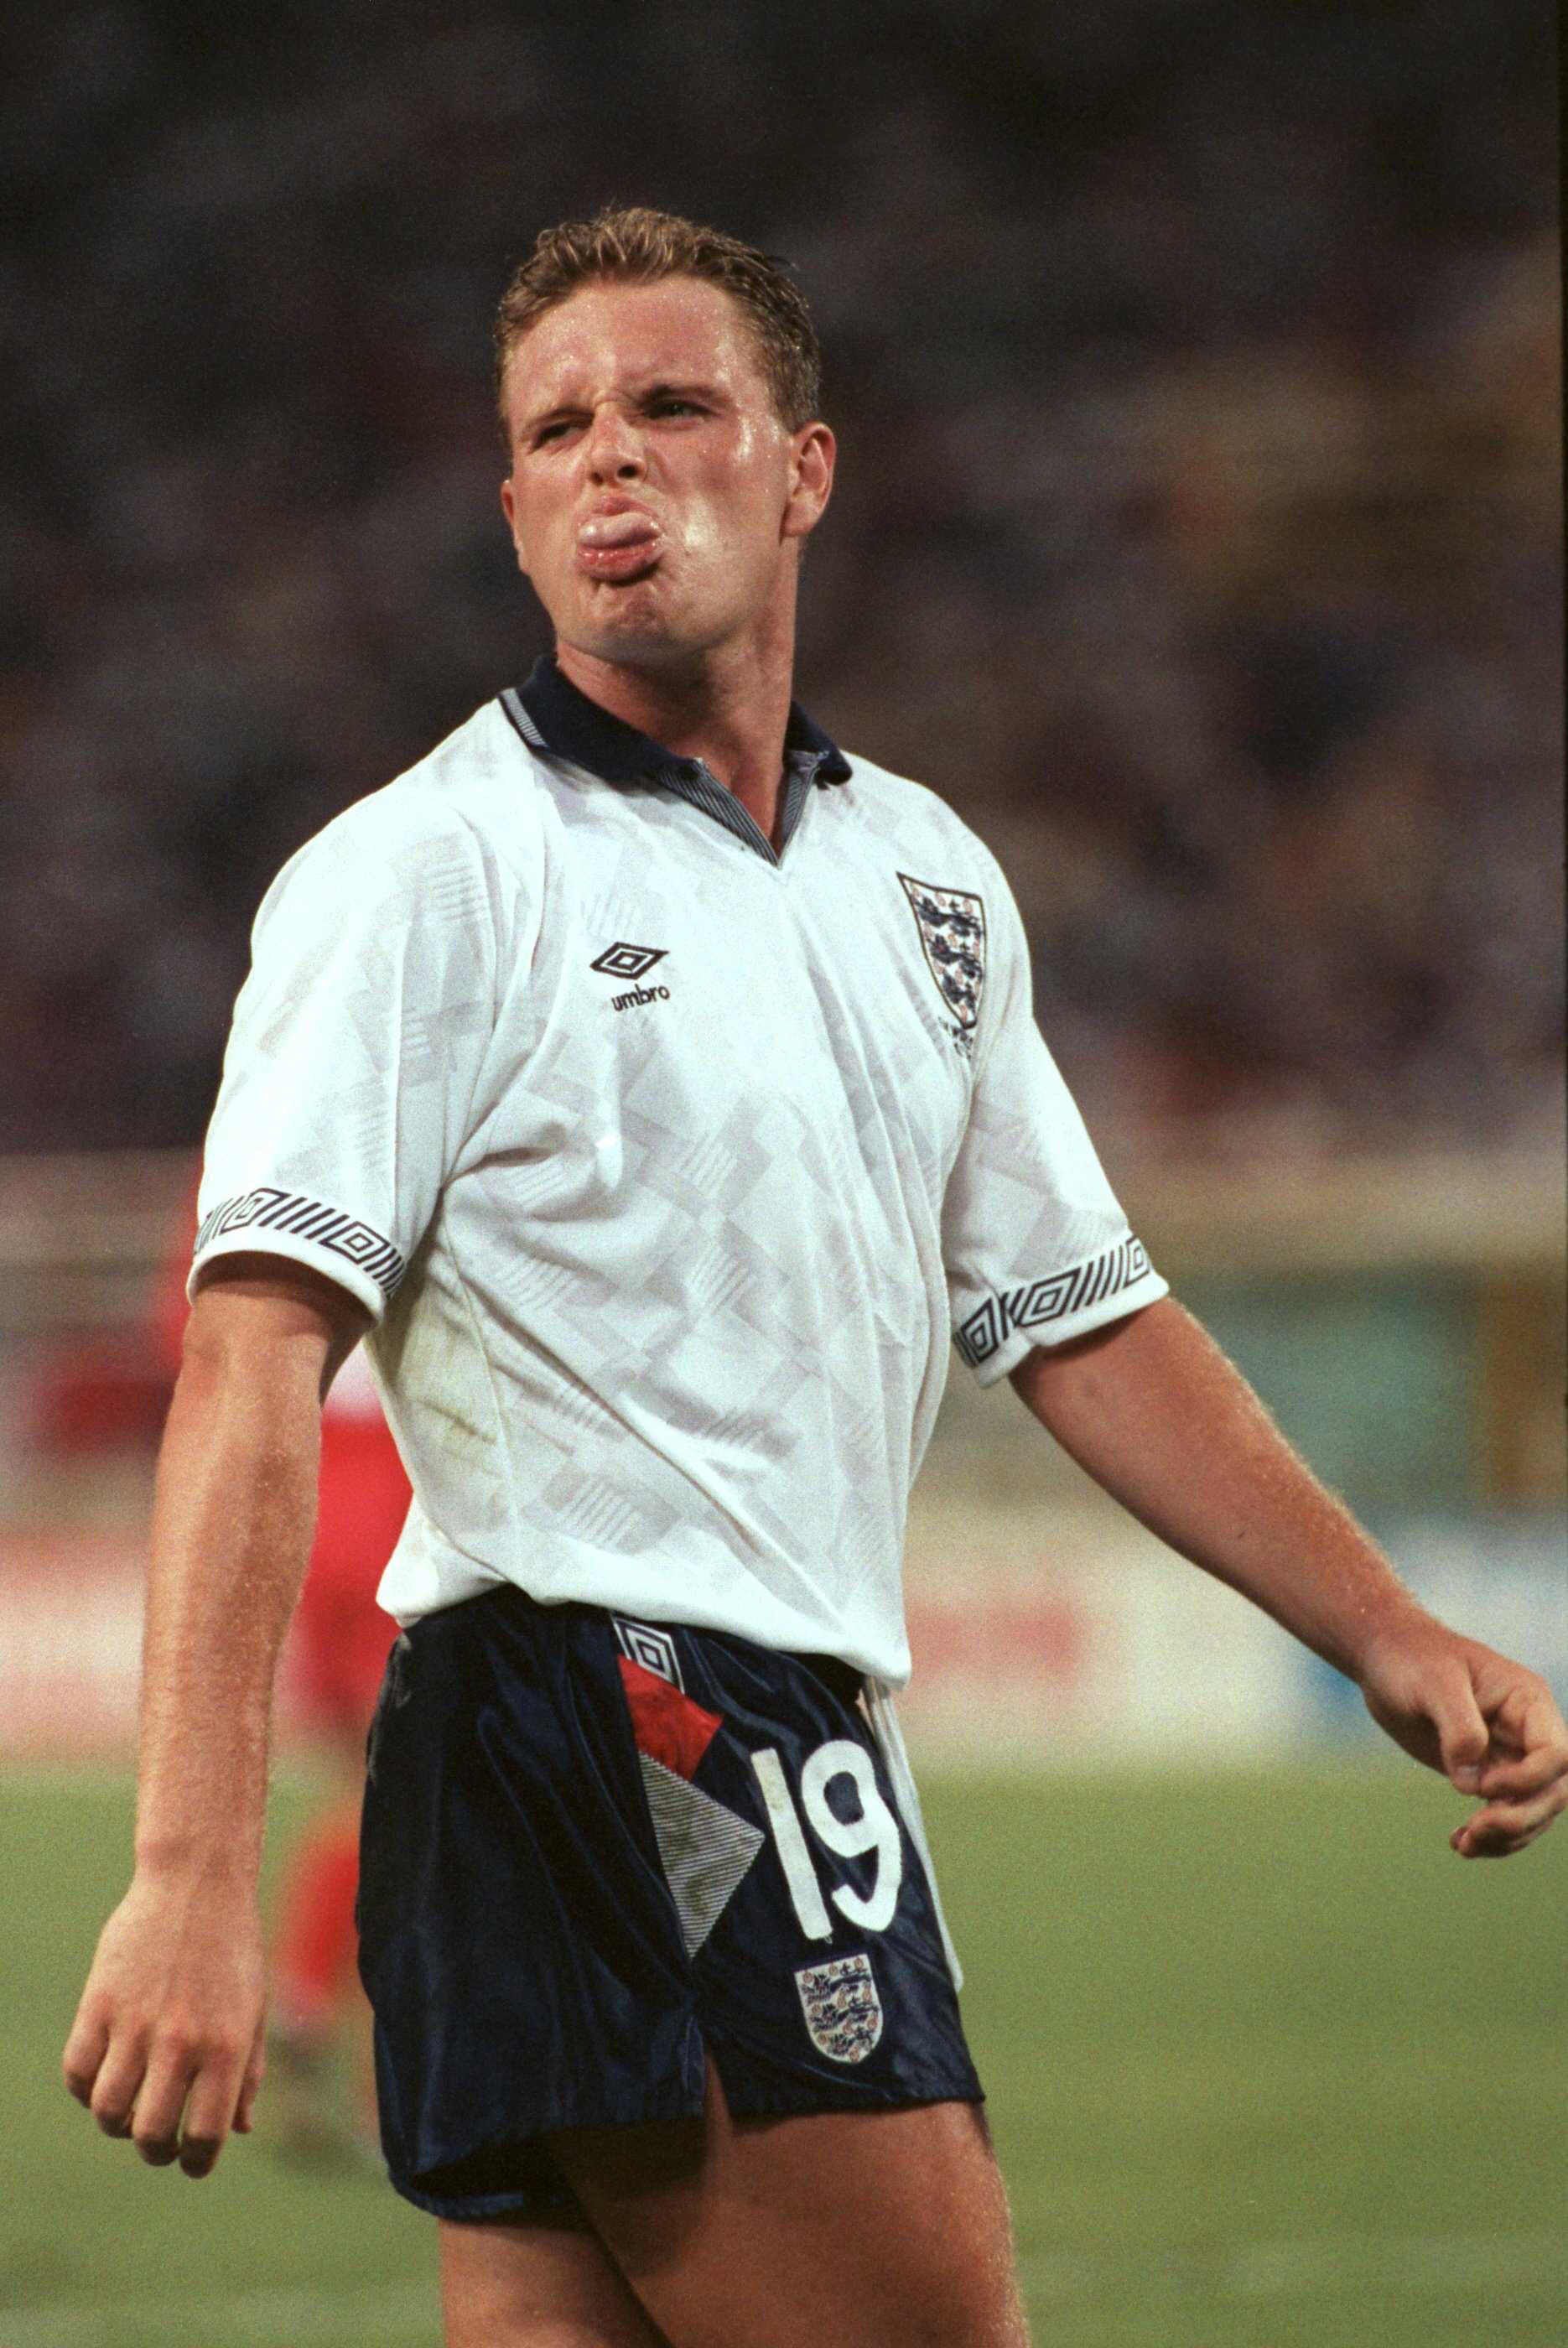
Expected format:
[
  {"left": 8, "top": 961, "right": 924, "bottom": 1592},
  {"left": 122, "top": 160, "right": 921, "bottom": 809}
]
[
  {"left": 131, "top": 2044, "right": 200, "bottom": 2167},
  {"left": 1478, "top": 1776, "right": 1568, "bottom": 1836},
  {"left": 179, "top": 2055, "right": 247, "bottom": 2179},
  {"left": 62, "top": 2003, "right": 110, "bottom": 2107},
  {"left": 1451, "top": 1779, "right": 1568, "bottom": 1857},
  {"left": 1454, "top": 1816, "right": 1556, "bottom": 1857},
  {"left": 88, "top": 2034, "right": 148, "bottom": 2139},
  {"left": 232, "top": 2022, "right": 267, "bottom": 2136},
  {"left": 1418, "top": 1664, "right": 1490, "bottom": 1788},
  {"left": 1502, "top": 1687, "right": 1568, "bottom": 1770},
  {"left": 1480, "top": 1672, "right": 1568, "bottom": 1743},
  {"left": 1473, "top": 1740, "right": 1568, "bottom": 1800}
]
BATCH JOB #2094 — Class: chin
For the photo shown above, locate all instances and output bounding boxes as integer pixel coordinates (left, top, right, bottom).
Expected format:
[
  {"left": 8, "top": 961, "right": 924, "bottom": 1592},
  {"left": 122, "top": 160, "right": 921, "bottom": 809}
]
[{"left": 575, "top": 596, "right": 706, "bottom": 666}]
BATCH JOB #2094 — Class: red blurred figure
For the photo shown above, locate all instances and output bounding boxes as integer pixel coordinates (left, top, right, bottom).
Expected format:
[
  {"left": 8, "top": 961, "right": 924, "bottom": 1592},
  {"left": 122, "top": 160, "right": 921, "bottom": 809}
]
[{"left": 155, "top": 1179, "right": 408, "bottom": 2158}]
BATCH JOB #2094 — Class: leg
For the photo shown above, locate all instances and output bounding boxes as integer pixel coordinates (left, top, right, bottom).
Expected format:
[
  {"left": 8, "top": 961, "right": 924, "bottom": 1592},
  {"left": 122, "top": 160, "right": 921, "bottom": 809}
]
[
  {"left": 548, "top": 2063, "right": 1031, "bottom": 2348},
  {"left": 272, "top": 1790, "right": 363, "bottom": 2034},
  {"left": 270, "top": 1726, "right": 379, "bottom": 2159},
  {"left": 439, "top": 2210, "right": 672, "bottom": 2348}
]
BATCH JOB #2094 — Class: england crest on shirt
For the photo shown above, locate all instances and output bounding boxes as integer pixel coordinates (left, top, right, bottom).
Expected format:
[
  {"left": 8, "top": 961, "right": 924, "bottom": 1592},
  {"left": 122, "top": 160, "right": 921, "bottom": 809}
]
[
  {"left": 897, "top": 874, "right": 988, "bottom": 1033},
  {"left": 795, "top": 1952, "right": 884, "bottom": 2063}
]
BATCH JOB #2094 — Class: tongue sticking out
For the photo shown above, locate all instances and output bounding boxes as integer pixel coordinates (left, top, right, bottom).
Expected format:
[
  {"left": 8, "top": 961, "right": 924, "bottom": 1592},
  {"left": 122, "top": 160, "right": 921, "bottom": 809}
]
[
  {"left": 577, "top": 512, "right": 662, "bottom": 581},
  {"left": 579, "top": 512, "right": 660, "bottom": 549}
]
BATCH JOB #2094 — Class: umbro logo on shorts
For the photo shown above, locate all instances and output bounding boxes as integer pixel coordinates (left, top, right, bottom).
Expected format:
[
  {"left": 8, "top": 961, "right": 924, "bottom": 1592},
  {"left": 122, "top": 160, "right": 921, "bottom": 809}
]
[{"left": 613, "top": 1617, "right": 684, "bottom": 1691}]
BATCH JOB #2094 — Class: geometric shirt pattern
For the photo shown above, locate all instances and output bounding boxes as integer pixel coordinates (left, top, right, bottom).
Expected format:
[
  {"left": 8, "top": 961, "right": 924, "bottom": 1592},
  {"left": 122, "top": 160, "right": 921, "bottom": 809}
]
[{"left": 190, "top": 660, "right": 1165, "bottom": 1682}]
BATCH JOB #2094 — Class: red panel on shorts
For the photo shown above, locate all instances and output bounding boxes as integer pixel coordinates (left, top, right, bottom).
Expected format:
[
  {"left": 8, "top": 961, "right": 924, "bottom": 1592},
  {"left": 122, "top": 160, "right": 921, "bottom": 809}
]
[{"left": 617, "top": 1657, "right": 722, "bottom": 1779}]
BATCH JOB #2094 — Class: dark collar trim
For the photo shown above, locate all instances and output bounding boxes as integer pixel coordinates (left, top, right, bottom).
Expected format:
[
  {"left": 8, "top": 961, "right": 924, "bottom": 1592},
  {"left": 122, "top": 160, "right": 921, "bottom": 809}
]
[{"left": 506, "top": 656, "right": 851, "bottom": 788}]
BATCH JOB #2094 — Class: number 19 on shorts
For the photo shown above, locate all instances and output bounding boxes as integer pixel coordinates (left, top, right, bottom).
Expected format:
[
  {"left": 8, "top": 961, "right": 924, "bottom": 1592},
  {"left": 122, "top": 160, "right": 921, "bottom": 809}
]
[{"left": 750, "top": 1740, "right": 903, "bottom": 1938}]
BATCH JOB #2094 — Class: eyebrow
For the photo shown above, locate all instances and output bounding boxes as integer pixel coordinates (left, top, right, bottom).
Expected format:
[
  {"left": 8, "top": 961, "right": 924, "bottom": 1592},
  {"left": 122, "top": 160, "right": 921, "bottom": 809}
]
[{"left": 517, "top": 378, "right": 728, "bottom": 436}]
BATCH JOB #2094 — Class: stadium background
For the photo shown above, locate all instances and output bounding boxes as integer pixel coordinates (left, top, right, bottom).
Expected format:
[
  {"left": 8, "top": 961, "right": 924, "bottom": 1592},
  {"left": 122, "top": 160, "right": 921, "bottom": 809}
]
[{"left": 1, "top": 2, "right": 1562, "bottom": 2341}]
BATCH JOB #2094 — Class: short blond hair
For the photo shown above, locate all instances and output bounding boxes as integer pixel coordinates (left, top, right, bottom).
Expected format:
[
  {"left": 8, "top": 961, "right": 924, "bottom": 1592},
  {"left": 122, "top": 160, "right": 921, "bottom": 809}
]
[{"left": 494, "top": 205, "right": 823, "bottom": 434}]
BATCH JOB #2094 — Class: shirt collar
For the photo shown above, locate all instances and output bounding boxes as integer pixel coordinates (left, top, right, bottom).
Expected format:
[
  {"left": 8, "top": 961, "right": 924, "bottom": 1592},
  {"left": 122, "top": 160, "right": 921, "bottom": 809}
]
[{"left": 510, "top": 655, "right": 851, "bottom": 790}]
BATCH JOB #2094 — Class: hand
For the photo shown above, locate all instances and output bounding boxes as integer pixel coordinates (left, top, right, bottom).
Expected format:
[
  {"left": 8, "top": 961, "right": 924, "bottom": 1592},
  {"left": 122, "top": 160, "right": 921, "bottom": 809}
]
[
  {"left": 1358, "top": 1621, "right": 1568, "bottom": 1857},
  {"left": 62, "top": 1869, "right": 267, "bottom": 2178}
]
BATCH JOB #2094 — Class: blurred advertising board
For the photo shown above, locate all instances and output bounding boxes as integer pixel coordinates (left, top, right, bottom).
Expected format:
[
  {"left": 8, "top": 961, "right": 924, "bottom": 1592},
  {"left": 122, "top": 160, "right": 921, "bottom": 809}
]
[
  {"left": 0, "top": 1533, "right": 143, "bottom": 1758},
  {"left": 1, "top": 1508, "right": 1558, "bottom": 1764}
]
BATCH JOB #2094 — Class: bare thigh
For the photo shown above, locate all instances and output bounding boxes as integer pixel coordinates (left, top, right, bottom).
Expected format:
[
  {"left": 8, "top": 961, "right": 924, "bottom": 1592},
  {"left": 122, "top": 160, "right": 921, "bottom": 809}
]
[
  {"left": 546, "top": 2061, "right": 1031, "bottom": 2348},
  {"left": 439, "top": 2209, "right": 671, "bottom": 2348}
]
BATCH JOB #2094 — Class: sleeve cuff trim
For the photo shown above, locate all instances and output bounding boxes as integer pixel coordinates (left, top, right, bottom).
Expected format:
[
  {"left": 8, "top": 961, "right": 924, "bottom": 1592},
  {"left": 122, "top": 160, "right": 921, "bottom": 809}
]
[
  {"left": 955, "top": 1239, "right": 1164, "bottom": 1378},
  {"left": 191, "top": 1188, "right": 405, "bottom": 1305}
]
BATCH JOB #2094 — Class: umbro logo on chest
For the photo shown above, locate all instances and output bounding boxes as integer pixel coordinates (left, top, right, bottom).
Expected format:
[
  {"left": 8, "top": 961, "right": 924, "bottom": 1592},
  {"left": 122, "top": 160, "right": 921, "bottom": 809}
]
[{"left": 590, "top": 941, "right": 672, "bottom": 1013}]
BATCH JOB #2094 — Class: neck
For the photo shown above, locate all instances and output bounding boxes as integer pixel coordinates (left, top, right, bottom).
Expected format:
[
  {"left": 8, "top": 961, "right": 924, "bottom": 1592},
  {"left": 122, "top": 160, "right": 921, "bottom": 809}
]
[{"left": 555, "top": 612, "right": 797, "bottom": 842}]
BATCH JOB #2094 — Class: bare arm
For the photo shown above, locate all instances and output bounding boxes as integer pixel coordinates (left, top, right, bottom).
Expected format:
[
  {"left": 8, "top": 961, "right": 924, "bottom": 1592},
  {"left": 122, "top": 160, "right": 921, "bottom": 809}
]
[
  {"left": 1011, "top": 1296, "right": 1568, "bottom": 1857},
  {"left": 62, "top": 1255, "right": 369, "bottom": 2176}
]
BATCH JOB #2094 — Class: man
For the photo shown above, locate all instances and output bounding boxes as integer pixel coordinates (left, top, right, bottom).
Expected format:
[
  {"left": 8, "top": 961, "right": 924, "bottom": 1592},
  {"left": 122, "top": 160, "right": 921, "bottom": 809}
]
[{"left": 65, "top": 207, "right": 1568, "bottom": 2348}]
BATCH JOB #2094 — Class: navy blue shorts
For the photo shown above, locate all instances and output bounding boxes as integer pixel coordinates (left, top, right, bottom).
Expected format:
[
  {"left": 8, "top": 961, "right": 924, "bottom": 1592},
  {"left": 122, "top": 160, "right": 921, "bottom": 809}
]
[{"left": 356, "top": 1587, "right": 982, "bottom": 2222}]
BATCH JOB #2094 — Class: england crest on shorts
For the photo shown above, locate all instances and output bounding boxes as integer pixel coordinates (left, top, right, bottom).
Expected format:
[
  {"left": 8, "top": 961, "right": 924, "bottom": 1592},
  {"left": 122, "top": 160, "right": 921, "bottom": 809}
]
[
  {"left": 897, "top": 874, "right": 987, "bottom": 1033},
  {"left": 795, "top": 1952, "right": 884, "bottom": 2064}
]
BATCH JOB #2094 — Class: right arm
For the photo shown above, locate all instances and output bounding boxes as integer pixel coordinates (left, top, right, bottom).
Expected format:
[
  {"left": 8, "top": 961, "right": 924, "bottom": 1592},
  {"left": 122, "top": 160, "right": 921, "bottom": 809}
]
[
  {"left": 61, "top": 1257, "right": 368, "bottom": 2178},
  {"left": 66, "top": 792, "right": 499, "bottom": 2175}
]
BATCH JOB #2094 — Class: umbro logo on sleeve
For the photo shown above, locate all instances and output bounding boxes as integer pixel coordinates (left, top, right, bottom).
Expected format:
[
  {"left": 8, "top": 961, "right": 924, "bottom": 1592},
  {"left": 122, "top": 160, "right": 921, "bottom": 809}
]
[{"left": 591, "top": 941, "right": 672, "bottom": 1013}]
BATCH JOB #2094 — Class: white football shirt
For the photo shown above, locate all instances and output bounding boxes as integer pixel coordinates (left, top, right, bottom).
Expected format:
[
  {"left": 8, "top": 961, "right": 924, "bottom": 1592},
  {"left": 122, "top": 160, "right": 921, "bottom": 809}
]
[{"left": 191, "top": 661, "right": 1166, "bottom": 1683}]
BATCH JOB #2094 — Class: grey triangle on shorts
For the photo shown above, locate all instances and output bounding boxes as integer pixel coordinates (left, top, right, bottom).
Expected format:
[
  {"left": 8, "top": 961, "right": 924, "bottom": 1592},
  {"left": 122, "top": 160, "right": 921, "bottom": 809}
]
[{"left": 639, "top": 1753, "right": 766, "bottom": 1958}]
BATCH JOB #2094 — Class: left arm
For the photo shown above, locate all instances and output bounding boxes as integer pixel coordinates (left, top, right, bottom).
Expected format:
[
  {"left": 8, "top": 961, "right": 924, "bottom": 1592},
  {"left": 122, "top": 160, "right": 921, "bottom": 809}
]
[{"left": 1011, "top": 1296, "right": 1568, "bottom": 1857}]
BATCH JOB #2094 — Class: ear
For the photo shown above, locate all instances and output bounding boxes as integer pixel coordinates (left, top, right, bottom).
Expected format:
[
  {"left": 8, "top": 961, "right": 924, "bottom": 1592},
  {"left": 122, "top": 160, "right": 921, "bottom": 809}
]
[
  {"left": 781, "top": 422, "right": 835, "bottom": 543},
  {"left": 500, "top": 475, "right": 531, "bottom": 579}
]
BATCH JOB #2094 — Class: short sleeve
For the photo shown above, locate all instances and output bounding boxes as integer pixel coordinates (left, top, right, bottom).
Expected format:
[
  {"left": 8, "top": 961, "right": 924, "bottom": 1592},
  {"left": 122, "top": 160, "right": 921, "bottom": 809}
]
[
  {"left": 942, "top": 860, "right": 1166, "bottom": 1383},
  {"left": 190, "top": 794, "right": 499, "bottom": 1321}
]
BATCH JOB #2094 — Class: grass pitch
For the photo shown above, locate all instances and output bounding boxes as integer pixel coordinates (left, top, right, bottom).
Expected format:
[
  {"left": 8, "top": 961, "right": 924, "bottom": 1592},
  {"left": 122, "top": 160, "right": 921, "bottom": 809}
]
[{"left": 4, "top": 1759, "right": 1563, "bottom": 2346}]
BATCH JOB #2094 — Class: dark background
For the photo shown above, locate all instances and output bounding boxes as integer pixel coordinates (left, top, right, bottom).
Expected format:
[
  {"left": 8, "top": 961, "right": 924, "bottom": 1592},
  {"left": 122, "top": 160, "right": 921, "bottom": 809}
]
[{"left": 2, "top": 0, "right": 1560, "bottom": 1157}]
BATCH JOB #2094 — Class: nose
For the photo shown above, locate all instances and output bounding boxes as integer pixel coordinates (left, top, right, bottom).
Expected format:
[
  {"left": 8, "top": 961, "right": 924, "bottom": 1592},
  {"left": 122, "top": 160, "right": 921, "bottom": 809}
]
[{"left": 584, "top": 403, "right": 646, "bottom": 485}]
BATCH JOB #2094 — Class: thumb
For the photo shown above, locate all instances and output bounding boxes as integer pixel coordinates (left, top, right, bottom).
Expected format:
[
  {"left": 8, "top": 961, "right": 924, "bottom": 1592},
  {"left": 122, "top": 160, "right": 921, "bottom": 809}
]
[{"left": 1430, "top": 1672, "right": 1488, "bottom": 1789}]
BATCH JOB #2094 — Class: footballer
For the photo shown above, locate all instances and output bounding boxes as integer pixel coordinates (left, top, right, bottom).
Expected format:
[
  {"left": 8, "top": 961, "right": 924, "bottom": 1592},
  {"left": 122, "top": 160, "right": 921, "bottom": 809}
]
[{"left": 65, "top": 209, "right": 1568, "bottom": 2348}]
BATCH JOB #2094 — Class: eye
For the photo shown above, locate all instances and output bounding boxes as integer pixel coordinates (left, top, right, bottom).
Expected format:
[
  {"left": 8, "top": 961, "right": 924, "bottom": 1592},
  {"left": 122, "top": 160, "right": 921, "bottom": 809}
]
[
  {"left": 649, "top": 397, "right": 700, "bottom": 419},
  {"left": 531, "top": 418, "right": 577, "bottom": 448}
]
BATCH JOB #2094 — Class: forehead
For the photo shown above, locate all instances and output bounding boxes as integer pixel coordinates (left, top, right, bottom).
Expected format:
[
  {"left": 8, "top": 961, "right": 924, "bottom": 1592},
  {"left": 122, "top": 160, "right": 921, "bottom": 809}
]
[{"left": 505, "top": 276, "right": 771, "bottom": 417}]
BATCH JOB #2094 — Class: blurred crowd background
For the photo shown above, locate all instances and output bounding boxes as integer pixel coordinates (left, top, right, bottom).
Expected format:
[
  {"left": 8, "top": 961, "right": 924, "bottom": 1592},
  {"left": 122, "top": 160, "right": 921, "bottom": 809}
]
[
  {"left": 3, "top": 31, "right": 1563, "bottom": 2328},
  {"left": 2, "top": 0, "right": 1561, "bottom": 1159}
]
